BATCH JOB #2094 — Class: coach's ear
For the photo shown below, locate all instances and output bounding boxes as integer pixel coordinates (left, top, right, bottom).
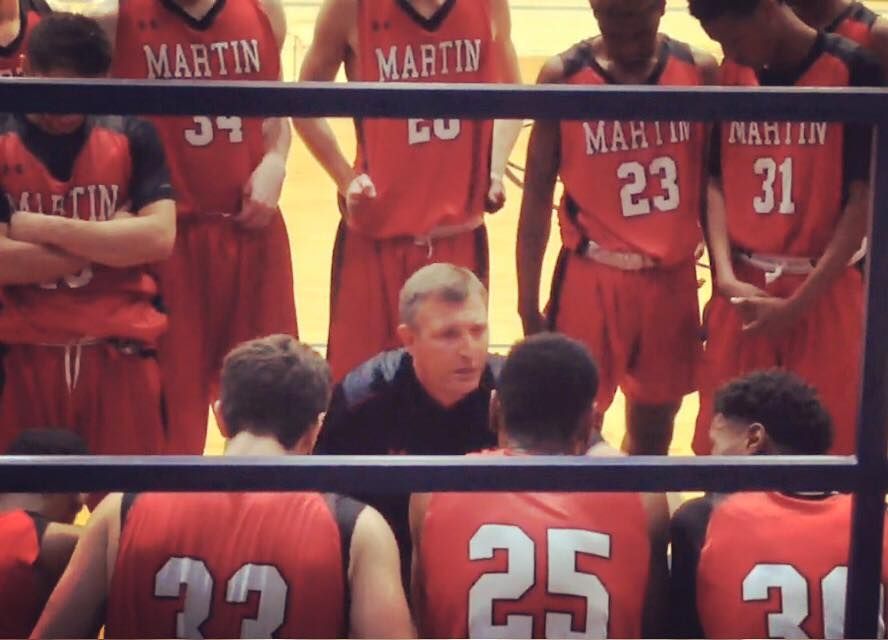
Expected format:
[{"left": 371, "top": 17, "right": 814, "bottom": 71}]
[{"left": 397, "top": 322, "right": 416, "bottom": 353}]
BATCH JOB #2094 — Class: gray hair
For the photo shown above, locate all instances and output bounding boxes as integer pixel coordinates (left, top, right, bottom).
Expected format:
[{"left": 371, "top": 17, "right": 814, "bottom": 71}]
[{"left": 398, "top": 263, "right": 488, "bottom": 327}]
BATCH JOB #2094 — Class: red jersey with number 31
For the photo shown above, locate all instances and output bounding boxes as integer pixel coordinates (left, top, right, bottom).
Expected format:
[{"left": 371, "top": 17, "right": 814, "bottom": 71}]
[
  {"left": 353, "top": 0, "right": 497, "bottom": 238},
  {"left": 558, "top": 37, "right": 705, "bottom": 265},
  {"left": 112, "top": 0, "right": 280, "bottom": 218},
  {"left": 419, "top": 450, "right": 650, "bottom": 639},
  {"left": 106, "top": 492, "right": 354, "bottom": 639},
  {"left": 697, "top": 492, "right": 888, "bottom": 639}
]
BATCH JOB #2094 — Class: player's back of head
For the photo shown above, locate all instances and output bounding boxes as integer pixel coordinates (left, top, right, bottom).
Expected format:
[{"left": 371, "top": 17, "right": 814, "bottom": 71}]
[
  {"left": 220, "top": 334, "right": 331, "bottom": 450},
  {"left": 497, "top": 333, "right": 599, "bottom": 452},
  {"left": 26, "top": 12, "right": 112, "bottom": 77},
  {"left": 714, "top": 369, "right": 834, "bottom": 454},
  {"left": 5, "top": 428, "right": 88, "bottom": 456}
]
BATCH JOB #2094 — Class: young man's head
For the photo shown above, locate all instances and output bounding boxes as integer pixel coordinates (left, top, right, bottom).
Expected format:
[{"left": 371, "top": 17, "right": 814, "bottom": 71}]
[
  {"left": 689, "top": 0, "right": 796, "bottom": 69},
  {"left": 709, "top": 369, "right": 834, "bottom": 455},
  {"left": 493, "top": 333, "right": 600, "bottom": 455},
  {"left": 5, "top": 428, "right": 89, "bottom": 524},
  {"left": 397, "top": 263, "right": 490, "bottom": 408},
  {"left": 218, "top": 335, "right": 331, "bottom": 454},
  {"left": 591, "top": 0, "right": 666, "bottom": 72},
  {"left": 24, "top": 12, "right": 112, "bottom": 134}
]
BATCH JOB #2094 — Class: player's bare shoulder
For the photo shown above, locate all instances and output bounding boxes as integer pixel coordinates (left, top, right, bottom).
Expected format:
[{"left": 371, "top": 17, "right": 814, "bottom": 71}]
[
  {"left": 537, "top": 39, "right": 593, "bottom": 85},
  {"left": 257, "top": 0, "right": 287, "bottom": 50}
]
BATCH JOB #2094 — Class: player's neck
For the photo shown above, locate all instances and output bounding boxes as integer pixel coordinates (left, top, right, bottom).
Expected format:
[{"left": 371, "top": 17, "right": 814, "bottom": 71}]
[
  {"left": 767, "top": 12, "right": 820, "bottom": 74},
  {"left": 595, "top": 35, "right": 664, "bottom": 84},
  {"left": 224, "top": 431, "right": 292, "bottom": 457},
  {"left": 172, "top": 0, "right": 219, "bottom": 21},
  {"left": 503, "top": 436, "right": 579, "bottom": 456},
  {"left": 0, "top": 0, "right": 20, "bottom": 25}
]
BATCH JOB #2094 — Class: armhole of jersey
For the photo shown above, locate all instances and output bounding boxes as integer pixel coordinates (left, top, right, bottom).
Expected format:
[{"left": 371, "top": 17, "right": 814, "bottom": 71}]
[
  {"left": 25, "top": 510, "right": 49, "bottom": 544},
  {"left": 120, "top": 492, "right": 138, "bottom": 532},
  {"left": 324, "top": 493, "right": 366, "bottom": 637},
  {"left": 26, "top": 0, "right": 51, "bottom": 16},
  {"left": 667, "top": 37, "right": 696, "bottom": 67}
]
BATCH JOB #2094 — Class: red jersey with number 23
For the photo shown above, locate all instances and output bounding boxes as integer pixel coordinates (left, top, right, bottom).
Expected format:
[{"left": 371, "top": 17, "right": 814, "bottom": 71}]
[
  {"left": 112, "top": 0, "right": 280, "bottom": 218},
  {"left": 558, "top": 36, "right": 705, "bottom": 265},
  {"left": 419, "top": 450, "right": 651, "bottom": 639},
  {"left": 353, "top": 0, "right": 497, "bottom": 238}
]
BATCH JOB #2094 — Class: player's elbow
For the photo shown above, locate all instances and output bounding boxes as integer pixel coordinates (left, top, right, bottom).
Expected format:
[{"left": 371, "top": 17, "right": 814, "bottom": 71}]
[{"left": 145, "top": 220, "right": 176, "bottom": 262}]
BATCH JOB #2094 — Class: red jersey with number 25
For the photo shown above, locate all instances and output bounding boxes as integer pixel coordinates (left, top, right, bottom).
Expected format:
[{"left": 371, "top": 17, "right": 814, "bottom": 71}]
[
  {"left": 697, "top": 492, "right": 888, "bottom": 639},
  {"left": 558, "top": 37, "right": 704, "bottom": 265},
  {"left": 419, "top": 450, "right": 650, "bottom": 639},
  {"left": 353, "top": 0, "right": 497, "bottom": 238},
  {"left": 717, "top": 34, "right": 881, "bottom": 257},
  {"left": 112, "top": 0, "right": 280, "bottom": 218}
]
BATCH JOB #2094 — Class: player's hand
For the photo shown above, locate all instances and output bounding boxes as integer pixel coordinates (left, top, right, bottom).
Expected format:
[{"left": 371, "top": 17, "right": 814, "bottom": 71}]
[
  {"left": 717, "top": 275, "right": 767, "bottom": 301},
  {"left": 731, "top": 295, "right": 803, "bottom": 338},
  {"left": 344, "top": 173, "right": 377, "bottom": 220},
  {"left": 520, "top": 308, "right": 547, "bottom": 336},
  {"left": 485, "top": 174, "right": 506, "bottom": 213},
  {"left": 237, "top": 154, "right": 286, "bottom": 230}
]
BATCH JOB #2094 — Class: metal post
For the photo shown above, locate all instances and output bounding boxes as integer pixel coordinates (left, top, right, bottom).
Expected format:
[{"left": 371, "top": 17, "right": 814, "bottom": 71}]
[{"left": 844, "top": 123, "right": 888, "bottom": 638}]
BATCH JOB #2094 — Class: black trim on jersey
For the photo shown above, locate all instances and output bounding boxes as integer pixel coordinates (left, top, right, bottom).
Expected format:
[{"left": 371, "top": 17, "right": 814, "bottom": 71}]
[
  {"left": 10, "top": 114, "right": 90, "bottom": 183},
  {"left": 757, "top": 31, "right": 826, "bottom": 86},
  {"left": 120, "top": 492, "right": 138, "bottom": 531},
  {"left": 0, "top": 1, "right": 30, "bottom": 58},
  {"left": 827, "top": 1, "right": 878, "bottom": 33},
  {"left": 24, "top": 0, "right": 51, "bottom": 16},
  {"left": 159, "top": 0, "right": 227, "bottom": 31},
  {"left": 324, "top": 493, "right": 365, "bottom": 637},
  {"left": 588, "top": 38, "right": 671, "bottom": 85},
  {"left": 24, "top": 510, "right": 48, "bottom": 543},
  {"left": 545, "top": 247, "right": 571, "bottom": 330},
  {"left": 669, "top": 493, "right": 718, "bottom": 638},
  {"left": 395, "top": 0, "right": 456, "bottom": 33}
]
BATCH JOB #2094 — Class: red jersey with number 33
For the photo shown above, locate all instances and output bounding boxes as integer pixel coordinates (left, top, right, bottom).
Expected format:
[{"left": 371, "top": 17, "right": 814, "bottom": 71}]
[
  {"left": 353, "top": 0, "right": 497, "bottom": 238},
  {"left": 106, "top": 492, "right": 355, "bottom": 639},
  {"left": 558, "top": 37, "right": 705, "bottom": 265},
  {"left": 697, "top": 492, "right": 888, "bottom": 639},
  {"left": 830, "top": 1, "right": 878, "bottom": 48},
  {"left": 0, "top": 510, "right": 44, "bottom": 639},
  {"left": 717, "top": 34, "right": 881, "bottom": 257},
  {"left": 419, "top": 450, "right": 650, "bottom": 639},
  {"left": 112, "top": 0, "right": 280, "bottom": 218}
]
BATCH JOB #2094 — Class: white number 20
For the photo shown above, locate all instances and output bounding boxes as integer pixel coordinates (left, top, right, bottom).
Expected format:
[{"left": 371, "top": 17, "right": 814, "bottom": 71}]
[
  {"left": 408, "top": 118, "right": 461, "bottom": 145},
  {"left": 467, "top": 525, "right": 611, "bottom": 638},
  {"left": 154, "top": 557, "right": 287, "bottom": 639},
  {"left": 617, "top": 156, "right": 680, "bottom": 218}
]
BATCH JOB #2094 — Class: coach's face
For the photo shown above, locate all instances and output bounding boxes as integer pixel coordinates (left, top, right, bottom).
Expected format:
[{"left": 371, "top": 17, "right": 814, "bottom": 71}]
[{"left": 402, "top": 293, "right": 489, "bottom": 408}]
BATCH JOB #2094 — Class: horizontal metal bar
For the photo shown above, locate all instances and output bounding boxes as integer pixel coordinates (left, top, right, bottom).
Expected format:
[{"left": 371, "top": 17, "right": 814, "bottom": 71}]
[
  {"left": 4, "top": 79, "right": 888, "bottom": 121},
  {"left": 0, "top": 455, "right": 871, "bottom": 493}
]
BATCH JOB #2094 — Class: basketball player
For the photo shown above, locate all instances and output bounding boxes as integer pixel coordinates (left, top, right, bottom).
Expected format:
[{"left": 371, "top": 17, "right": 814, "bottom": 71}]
[
  {"left": 294, "top": 0, "right": 523, "bottom": 381},
  {"left": 0, "top": 0, "right": 50, "bottom": 76},
  {"left": 688, "top": 0, "right": 883, "bottom": 455},
  {"left": 517, "top": 0, "right": 716, "bottom": 455},
  {"left": 0, "top": 14, "right": 175, "bottom": 458},
  {"left": 0, "top": 429, "right": 85, "bottom": 639},
  {"left": 33, "top": 335, "right": 414, "bottom": 639},
  {"left": 96, "top": 0, "right": 298, "bottom": 454},
  {"left": 411, "top": 334, "right": 669, "bottom": 638},
  {"left": 788, "top": 0, "right": 888, "bottom": 66},
  {"left": 668, "top": 370, "right": 887, "bottom": 638}
]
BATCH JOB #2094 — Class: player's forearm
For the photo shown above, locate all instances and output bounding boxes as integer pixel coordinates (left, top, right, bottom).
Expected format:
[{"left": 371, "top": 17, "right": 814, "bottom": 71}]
[
  {"left": 22, "top": 204, "right": 176, "bottom": 268},
  {"left": 490, "top": 119, "right": 523, "bottom": 182},
  {"left": 0, "top": 236, "right": 87, "bottom": 286},
  {"left": 262, "top": 116, "right": 291, "bottom": 161},
  {"left": 704, "top": 180, "right": 738, "bottom": 284},
  {"left": 292, "top": 117, "right": 356, "bottom": 195},
  {"left": 516, "top": 192, "right": 553, "bottom": 316},
  {"left": 790, "top": 182, "right": 869, "bottom": 311}
]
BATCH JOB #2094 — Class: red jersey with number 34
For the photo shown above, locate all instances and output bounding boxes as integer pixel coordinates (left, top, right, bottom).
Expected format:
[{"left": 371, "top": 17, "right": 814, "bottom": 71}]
[
  {"left": 716, "top": 34, "right": 881, "bottom": 257},
  {"left": 558, "top": 37, "right": 705, "bottom": 265},
  {"left": 112, "top": 0, "right": 280, "bottom": 218},
  {"left": 353, "top": 0, "right": 497, "bottom": 238},
  {"left": 697, "top": 492, "right": 888, "bottom": 639},
  {"left": 418, "top": 450, "right": 651, "bottom": 639},
  {"left": 106, "top": 492, "right": 357, "bottom": 639}
]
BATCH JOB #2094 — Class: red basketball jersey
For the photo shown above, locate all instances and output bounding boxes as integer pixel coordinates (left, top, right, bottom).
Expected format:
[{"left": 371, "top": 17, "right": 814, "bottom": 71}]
[
  {"left": 0, "top": 510, "right": 44, "bottom": 639},
  {"left": 419, "top": 451, "right": 651, "bottom": 639},
  {"left": 353, "top": 0, "right": 497, "bottom": 238},
  {"left": 717, "top": 34, "right": 880, "bottom": 256},
  {"left": 112, "top": 0, "right": 280, "bottom": 218},
  {"left": 0, "top": 8, "right": 41, "bottom": 77},
  {"left": 0, "top": 115, "right": 169, "bottom": 345},
  {"left": 558, "top": 37, "right": 704, "bottom": 265},
  {"left": 830, "top": 1, "right": 879, "bottom": 48},
  {"left": 697, "top": 492, "right": 888, "bottom": 639},
  {"left": 106, "top": 492, "right": 354, "bottom": 639}
]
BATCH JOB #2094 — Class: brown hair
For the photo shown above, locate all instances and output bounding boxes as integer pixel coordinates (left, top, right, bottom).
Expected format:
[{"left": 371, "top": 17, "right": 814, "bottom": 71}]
[{"left": 220, "top": 335, "right": 331, "bottom": 448}]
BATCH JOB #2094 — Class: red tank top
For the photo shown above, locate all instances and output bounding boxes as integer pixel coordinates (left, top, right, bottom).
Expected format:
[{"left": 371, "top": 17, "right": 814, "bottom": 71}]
[
  {"left": 0, "top": 115, "right": 167, "bottom": 345},
  {"left": 106, "top": 492, "right": 351, "bottom": 639},
  {"left": 0, "top": 9, "right": 40, "bottom": 77},
  {"left": 353, "top": 0, "right": 497, "bottom": 238},
  {"left": 717, "top": 34, "right": 878, "bottom": 256},
  {"left": 0, "top": 510, "right": 44, "bottom": 639},
  {"left": 697, "top": 492, "right": 888, "bottom": 639},
  {"left": 558, "top": 37, "right": 704, "bottom": 265},
  {"left": 112, "top": 0, "right": 280, "bottom": 218},
  {"left": 419, "top": 451, "right": 650, "bottom": 639},
  {"left": 830, "top": 1, "right": 878, "bottom": 47}
]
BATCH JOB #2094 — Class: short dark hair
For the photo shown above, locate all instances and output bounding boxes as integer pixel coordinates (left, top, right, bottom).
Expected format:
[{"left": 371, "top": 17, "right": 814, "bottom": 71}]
[
  {"left": 688, "top": 0, "right": 765, "bottom": 21},
  {"left": 714, "top": 369, "right": 834, "bottom": 455},
  {"left": 27, "top": 12, "right": 112, "bottom": 77},
  {"left": 6, "top": 428, "right": 89, "bottom": 456},
  {"left": 498, "top": 333, "right": 599, "bottom": 447},
  {"left": 220, "top": 335, "right": 331, "bottom": 449}
]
